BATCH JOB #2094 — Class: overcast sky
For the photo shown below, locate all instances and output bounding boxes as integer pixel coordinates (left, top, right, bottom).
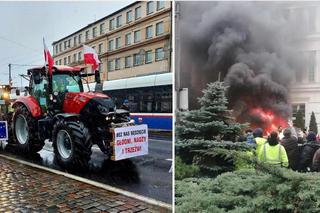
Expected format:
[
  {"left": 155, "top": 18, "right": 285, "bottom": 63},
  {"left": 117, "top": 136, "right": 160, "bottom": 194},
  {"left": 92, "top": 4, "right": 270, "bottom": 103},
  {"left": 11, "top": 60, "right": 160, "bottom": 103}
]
[{"left": 0, "top": 1, "right": 131, "bottom": 86}]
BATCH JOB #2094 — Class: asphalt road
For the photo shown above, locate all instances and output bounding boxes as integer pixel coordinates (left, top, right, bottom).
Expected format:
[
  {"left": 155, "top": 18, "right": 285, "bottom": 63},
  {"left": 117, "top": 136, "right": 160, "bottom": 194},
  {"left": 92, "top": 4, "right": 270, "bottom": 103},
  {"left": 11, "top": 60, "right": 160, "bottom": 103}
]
[{"left": 1, "top": 136, "right": 173, "bottom": 204}]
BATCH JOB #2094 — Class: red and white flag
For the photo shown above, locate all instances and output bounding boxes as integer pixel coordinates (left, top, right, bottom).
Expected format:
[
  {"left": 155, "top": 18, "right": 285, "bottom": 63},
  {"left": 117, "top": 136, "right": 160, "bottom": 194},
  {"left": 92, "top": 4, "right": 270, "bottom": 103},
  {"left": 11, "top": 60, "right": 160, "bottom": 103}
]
[
  {"left": 83, "top": 45, "right": 101, "bottom": 71},
  {"left": 43, "top": 38, "right": 54, "bottom": 75}
]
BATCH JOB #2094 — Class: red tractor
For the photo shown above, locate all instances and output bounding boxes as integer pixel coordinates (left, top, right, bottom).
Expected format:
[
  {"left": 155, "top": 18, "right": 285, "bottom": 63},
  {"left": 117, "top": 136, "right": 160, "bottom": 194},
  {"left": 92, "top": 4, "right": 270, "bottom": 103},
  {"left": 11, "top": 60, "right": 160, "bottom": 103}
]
[{"left": 10, "top": 65, "right": 132, "bottom": 168}]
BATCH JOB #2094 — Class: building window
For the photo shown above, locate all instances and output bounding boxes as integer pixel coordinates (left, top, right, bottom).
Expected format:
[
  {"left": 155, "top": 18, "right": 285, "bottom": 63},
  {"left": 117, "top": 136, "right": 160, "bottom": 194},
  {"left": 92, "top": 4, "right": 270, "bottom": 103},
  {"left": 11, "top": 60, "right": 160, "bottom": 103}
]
[
  {"left": 115, "top": 37, "right": 121, "bottom": 49},
  {"left": 73, "top": 36, "right": 77, "bottom": 46},
  {"left": 85, "top": 30, "right": 90, "bottom": 40},
  {"left": 156, "top": 22, "right": 164, "bottom": 36},
  {"left": 307, "top": 51, "right": 316, "bottom": 82},
  {"left": 59, "top": 59, "right": 62, "bottom": 65},
  {"left": 67, "top": 56, "right": 71, "bottom": 64},
  {"left": 116, "top": 15, "right": 122, "bottom": 28},
  {"left": 108, "top": 60, "right": 114, "bottom": 71},
  {"left": 78, "top": 52, "right": 82, "bottom": 61},
  {"left": 55, "top": 45, "right": 58, "bottom": 54},
  {"left": 145, "top": 50, "right": 153, "bottom": 63},
  {"left": 308, "top": 7, "right": 317, "bottom": 34},
  {"left": 98, "top": 43, "right": 103, "bottom": 54},
  {"left": 109, "top": 19, "right": 115, "bottom": 31},
  {"left": 98, "top": 63, "right": 102, "bottom": 72},
  {"left": 55, "top": 61, "right": 58, "bottom": 65},
  {"left": 64, "top": 41, "right": 67, "bottom": 50},
  {"left": 134, "top": 30, "right": 141, "bottom": 43},
  {"left": 59, "top": 43, "right": 62, "bottom": 52},
  {"left": 115, "top": 58, "right": 121, "bottom": 70},
  {"left": 64, "top": 57, "right": 67, "bottom": 65},
  {"left": 108, "top": 40, "right": 114, "bottom": 51},
  {"left": 100, "top": 23, "right": 105, "bottom": 34},
  {"left": 147, "top": 1, "right": 154, "bottom": 14},
  {"left": 146, "top": 25, "right": 153, "bottom": 39},
  {"left": 134, "top": 54, "right": 141, "bottom": 66},
  {"left": 127, "top": 10, "right": 133, "bottom": 23},
  {"left": 125, "top": 56, "right": 132, "bottom": 68},
  {"left": 135, "top": 6, "right": 141, "bottom": 20},
  {"left": 157, "top": 1, "right": 165, "bottom": 10},
  {"left": 73, "top": 53, "right": 77, "bottom": 62},
  {"left": 125, "top": 33, "right": 131, "bottom": 46},
  {"left": 155, "top": 48, "right": 164, "bottom": 61},
  {"left": 68, "top": 39, "right": 71, "bottom": 48},
  {"left": 92, "top": 27, "right": 97, "bottom": 38}
]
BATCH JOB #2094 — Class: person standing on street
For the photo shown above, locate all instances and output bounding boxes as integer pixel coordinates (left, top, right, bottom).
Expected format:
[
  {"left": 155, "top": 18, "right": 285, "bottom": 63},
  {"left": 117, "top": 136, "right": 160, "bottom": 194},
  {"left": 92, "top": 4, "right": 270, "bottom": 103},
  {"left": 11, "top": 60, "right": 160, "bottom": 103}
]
[
  {"left": 258, "top": 131, "right": 289, "bottom": 167},
  {"left": 253, "top": 128, "right": 267, "bottom": 156},
  {"left": 299, "top": 132, "right": 320, "bottom": 172},
  {"left": 280, "top": 128, "right": 299, "bottom": 170}
]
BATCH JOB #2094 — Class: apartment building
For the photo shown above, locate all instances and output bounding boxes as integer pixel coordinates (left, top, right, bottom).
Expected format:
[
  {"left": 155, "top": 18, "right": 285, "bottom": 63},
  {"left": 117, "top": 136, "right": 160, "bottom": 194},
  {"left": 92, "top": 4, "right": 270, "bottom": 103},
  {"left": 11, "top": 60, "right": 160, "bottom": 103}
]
[
  {"left": 288, "top": 2, "right": 320, "bottom": 130},
  {"left": 52, "top": 1, "right": 172, "bottom": 82}
]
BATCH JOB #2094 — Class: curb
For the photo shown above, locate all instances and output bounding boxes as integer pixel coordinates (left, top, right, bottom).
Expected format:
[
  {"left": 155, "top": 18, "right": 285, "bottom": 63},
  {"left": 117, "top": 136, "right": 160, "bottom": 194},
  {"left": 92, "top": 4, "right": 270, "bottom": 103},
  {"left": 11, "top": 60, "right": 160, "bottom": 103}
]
[{"left": 0, "top": 154, "right": 172, "bottom": 211}]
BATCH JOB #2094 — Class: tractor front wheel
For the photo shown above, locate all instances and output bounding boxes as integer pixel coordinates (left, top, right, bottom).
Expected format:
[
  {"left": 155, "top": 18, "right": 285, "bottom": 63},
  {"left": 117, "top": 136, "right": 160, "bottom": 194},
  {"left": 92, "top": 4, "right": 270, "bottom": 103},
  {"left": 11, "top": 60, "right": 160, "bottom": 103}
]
[
  {"left": 52, "top": 119, "right": 92, "bottom": 169},
  {"left": 12, "top": 105, "right": 44, "bottom": 153}
]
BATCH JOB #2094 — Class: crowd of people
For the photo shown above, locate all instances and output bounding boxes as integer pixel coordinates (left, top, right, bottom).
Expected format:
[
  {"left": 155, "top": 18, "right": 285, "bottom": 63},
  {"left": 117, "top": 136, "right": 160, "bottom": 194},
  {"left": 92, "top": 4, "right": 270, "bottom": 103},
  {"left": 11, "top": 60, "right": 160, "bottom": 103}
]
[{"left": 238, "top": 127, "right": 320, "bottom": 172}]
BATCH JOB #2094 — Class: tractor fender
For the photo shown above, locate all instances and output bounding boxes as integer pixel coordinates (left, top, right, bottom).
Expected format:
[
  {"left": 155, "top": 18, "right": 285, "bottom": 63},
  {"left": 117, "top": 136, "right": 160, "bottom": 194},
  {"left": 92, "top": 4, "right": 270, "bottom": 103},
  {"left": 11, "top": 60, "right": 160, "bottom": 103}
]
[{"left": 13, "top": 96, "right": 42, "bottom": 118}]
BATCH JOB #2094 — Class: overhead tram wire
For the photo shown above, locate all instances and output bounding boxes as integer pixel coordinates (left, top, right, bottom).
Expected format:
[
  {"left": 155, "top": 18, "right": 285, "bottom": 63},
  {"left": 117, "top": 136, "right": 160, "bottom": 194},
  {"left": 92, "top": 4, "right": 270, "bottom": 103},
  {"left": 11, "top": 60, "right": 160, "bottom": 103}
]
[{"left": 0, "top": 35, "right": 40, "bottom": 53}]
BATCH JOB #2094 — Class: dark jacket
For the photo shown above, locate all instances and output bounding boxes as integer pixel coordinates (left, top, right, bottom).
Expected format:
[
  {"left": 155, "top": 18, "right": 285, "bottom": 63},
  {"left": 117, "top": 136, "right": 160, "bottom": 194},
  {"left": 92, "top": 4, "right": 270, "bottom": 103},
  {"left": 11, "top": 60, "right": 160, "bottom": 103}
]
[
  {"left": 299, "top": 141, "right": 320, "bottom": 171},
  {"left": 312, "top": 148, "right": 320, "bottom": 172},
  {"left": 281, "top": 136, "right": 299, "bottom": 170}
]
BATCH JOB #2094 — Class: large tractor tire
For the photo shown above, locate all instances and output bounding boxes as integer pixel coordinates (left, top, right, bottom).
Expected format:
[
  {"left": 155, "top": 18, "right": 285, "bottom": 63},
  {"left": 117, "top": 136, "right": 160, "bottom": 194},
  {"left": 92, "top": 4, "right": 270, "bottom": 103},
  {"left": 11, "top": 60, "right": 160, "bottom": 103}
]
[
  {"left": 52, "top": 119, "right": 92, "bottom": 169},
  {"left": 12, "top": 105, "right": 44, "bottom": 153}
]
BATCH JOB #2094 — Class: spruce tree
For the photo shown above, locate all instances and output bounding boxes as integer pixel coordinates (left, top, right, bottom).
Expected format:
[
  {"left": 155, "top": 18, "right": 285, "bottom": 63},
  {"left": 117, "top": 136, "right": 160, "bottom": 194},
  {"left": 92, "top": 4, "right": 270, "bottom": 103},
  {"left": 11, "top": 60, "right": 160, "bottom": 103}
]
[
  {"left": 294, "top": 110, "right": 305, "bottom": 130},
  {"left": 176, "top": 81, "right": 243, "bottom": 141},
  {"left": 176, "top": 81, "right": 247, "bottom": 174},
  {"left": 309, "top": 111, "right": 318, "bottom": 134}
]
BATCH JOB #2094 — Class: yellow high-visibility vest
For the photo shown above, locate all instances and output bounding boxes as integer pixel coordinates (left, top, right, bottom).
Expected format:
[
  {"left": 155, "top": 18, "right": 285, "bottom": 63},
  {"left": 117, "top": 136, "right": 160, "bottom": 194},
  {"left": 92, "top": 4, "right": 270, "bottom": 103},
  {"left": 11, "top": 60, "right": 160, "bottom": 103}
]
[
  {"left": 255, "top": 137, "right": 267, "bottom": 156},
  {"left": 258, "top": 143, "right": 289, "bottom": 167}
]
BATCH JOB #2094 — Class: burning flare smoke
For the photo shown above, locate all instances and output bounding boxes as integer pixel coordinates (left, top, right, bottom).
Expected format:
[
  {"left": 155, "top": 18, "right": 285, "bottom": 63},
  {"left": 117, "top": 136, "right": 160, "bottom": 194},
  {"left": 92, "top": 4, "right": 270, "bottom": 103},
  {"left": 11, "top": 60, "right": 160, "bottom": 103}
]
[{"left": 179, "top": 2, "right": 305, "bottom": 132}]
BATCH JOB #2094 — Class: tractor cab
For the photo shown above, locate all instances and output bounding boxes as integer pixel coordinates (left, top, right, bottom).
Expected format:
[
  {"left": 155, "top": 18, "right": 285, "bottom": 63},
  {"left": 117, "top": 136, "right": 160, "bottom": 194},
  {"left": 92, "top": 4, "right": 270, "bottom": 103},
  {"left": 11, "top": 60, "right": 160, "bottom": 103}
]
[{"left": 28, "top": 66, "right": 84, "bottom": 113}]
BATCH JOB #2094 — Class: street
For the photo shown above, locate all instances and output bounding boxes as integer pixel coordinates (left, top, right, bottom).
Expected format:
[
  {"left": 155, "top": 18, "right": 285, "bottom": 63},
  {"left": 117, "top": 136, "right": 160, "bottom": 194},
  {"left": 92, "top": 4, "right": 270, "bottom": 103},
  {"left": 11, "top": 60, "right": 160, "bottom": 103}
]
[{"left": 1, "top": 135, "right": 173, "bottom": 204}]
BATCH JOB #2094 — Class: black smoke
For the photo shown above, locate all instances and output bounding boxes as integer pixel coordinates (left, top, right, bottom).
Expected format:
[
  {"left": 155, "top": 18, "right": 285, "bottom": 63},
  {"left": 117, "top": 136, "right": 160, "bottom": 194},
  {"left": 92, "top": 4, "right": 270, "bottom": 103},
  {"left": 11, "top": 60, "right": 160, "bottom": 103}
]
[{"left": 178, "top": 1, "right": 305, "bottom": 124}]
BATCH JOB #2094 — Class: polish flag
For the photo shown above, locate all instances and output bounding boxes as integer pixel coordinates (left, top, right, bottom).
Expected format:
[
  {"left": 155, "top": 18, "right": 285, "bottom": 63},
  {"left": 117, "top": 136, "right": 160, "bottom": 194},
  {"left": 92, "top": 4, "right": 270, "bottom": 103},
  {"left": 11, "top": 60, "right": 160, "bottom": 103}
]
[
  {"left": 83, "top": 45, "right": 101, "bottom": 71},
  {"left": 43, "top": 38, "right": 54, "bottom": 76}
]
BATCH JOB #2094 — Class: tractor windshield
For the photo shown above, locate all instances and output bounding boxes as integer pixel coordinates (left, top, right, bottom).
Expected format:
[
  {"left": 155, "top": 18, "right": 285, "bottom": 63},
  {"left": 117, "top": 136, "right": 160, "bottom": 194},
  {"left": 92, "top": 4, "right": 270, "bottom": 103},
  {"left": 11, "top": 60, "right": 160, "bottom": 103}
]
[{"left": 52, "top": 74, "right": 82, "bottom": 93}]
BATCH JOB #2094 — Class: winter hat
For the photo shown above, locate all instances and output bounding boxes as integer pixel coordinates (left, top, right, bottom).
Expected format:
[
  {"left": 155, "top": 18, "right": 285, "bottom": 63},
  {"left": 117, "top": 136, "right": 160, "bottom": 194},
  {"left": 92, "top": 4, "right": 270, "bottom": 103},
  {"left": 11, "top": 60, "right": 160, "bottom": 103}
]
[
  {"left": 253, "top": 128, "right": 263, "bottom": 138},
  {"left": 307, "top": 132, "right": 317, "bottom": 142},
  {"left": 283, "top": 128, "right": 291, "bottom": 137}
]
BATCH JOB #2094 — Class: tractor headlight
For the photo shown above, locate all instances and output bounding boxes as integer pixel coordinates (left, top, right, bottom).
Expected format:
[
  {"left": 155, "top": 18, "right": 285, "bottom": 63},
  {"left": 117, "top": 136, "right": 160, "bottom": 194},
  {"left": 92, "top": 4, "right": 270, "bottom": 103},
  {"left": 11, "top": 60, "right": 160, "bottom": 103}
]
[{"left": 2, "top": 92, "right": 9, "bottom": 100}]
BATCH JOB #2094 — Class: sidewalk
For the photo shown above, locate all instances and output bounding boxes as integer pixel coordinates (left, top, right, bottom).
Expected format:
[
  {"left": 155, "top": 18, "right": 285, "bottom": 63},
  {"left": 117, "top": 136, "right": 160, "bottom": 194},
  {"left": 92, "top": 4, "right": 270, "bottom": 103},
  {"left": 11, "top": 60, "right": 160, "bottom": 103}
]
[{"left": 0, "top": 155, "right": 171, "bottom": 212}]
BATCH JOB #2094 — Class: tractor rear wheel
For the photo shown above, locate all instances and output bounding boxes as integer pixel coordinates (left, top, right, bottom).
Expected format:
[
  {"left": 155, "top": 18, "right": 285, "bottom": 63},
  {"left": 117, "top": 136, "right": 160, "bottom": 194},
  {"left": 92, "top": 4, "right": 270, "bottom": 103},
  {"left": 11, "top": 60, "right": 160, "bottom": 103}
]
[
  {"left": 52, "top": 119, "right": 92, "bottom": 169},
  {"left": 12, "top": 105, "right": 44, "bottom": 153}
]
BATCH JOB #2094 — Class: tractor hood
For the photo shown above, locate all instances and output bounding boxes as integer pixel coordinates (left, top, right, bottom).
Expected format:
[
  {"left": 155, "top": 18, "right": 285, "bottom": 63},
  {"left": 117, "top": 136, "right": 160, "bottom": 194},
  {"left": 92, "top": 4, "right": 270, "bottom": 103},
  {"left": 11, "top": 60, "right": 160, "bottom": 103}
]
[{"left": 63, "top": 92, "right": 110, "bottom": 114}]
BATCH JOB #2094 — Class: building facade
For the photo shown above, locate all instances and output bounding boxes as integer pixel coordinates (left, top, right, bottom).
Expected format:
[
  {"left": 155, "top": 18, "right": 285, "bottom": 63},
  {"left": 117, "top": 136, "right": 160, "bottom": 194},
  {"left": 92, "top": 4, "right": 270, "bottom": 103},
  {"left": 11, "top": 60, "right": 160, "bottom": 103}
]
[
  {"left": 288, "top": 2, "right": 320, "bottom": 131},
  {"left": 52, "top": 1, "right": 172, "bottom": 82}
]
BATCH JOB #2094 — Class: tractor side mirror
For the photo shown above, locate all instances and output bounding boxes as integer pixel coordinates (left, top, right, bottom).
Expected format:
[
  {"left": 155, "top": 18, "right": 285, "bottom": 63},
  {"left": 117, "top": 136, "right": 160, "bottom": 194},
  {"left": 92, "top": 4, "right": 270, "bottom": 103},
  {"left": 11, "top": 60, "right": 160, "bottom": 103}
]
[{"left": 16, "top": 89, "right": 20, "bottom": 96}]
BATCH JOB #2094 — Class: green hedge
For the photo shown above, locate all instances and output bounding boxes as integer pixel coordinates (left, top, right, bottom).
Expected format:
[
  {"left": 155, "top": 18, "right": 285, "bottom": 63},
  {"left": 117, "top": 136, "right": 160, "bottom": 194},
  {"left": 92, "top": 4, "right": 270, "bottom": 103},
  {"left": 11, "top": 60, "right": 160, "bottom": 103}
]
[
  {"left": 175, "top": 156, "right": 200, "bottom": 180},
  {"left": 176, "top": 169, "right": 320, "bottom": 213}
]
